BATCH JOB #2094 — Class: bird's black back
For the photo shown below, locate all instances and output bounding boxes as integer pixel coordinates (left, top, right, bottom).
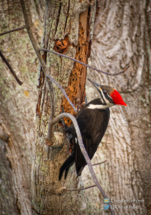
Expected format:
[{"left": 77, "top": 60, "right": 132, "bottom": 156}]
[{"left": 59, "top": 98, "right": 110, "bottom": 180}]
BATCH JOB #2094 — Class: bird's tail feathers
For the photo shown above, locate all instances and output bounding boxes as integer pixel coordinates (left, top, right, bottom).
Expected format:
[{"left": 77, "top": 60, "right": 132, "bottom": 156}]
[
  {"left": 64, "top": 161, "right": 75, "bottom": 179},
  {"left": 59, "top": 154, "right": 75, "bottom": 180}
]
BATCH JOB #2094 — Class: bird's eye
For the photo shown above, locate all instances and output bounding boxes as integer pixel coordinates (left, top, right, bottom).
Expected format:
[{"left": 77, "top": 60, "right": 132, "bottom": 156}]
[{"left": 103, "top": 90, "right": 107, "bottom": 95}]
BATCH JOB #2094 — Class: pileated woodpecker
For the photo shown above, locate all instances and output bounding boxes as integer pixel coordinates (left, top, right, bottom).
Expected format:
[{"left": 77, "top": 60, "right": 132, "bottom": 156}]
[{"left": 59, "top": 79, "right": 127, "bottom": 180}]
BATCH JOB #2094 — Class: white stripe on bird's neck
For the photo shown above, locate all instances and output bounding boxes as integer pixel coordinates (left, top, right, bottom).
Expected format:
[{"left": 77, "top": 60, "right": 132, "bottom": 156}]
[{"left": 87, "top": 103, "right": 112, "bottom": 109}]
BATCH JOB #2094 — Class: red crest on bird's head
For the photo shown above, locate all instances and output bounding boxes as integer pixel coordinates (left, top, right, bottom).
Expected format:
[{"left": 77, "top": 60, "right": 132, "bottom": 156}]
[{"left": 110, "top": 89, "right": 127, "bottom": 106}]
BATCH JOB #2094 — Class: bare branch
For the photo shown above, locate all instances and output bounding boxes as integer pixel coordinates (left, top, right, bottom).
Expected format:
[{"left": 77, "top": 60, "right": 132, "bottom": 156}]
[
  {"left": 48, "top": 113, "right": 115, "bottom": 215},
  {"left": 92, "top": 160, "right": 107, "bottom": 166},
  {"left": 0, "top": 25, "right": 26, "bottom": 37},
  {"left": 46, "top": 75, "right": 77, "bottom": 112},
  {"left": 67, "top": 185, "right": 97, "bottom": 191},
  {"left": 0, "top": 50, "right": 23, "bottom": 85},
  {"left": 66, "top": 162, "right": 107, "bottom": 191},
  {"left": 39, "top": 48, "right": 130, "bottom": 76},
  {"left": 20, "top": 0, "right": 47, "bottom": 73},
  {"left": 66, "top": 160, "right": 107, "bottom": 192}
]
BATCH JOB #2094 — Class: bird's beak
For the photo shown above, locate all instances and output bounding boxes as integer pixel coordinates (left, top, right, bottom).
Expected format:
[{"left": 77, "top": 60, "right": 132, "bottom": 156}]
[{"left": 87, "top": 78, "right": 102, "bottom": 92}]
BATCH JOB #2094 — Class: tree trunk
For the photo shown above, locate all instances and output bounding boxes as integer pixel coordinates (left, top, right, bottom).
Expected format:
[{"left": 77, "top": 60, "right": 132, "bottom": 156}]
[
  {"left": 0, "top": 1, "right": 151, "bottom": 215},
  {"left": 31, "top": 1, "right": 97, "bottom": 214}
]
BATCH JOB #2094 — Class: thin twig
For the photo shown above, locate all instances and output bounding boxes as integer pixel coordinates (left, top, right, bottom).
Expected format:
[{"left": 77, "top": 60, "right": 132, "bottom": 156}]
[
  {"left": 67, "top": 185, "right": 96, "bottom": 191},
  {"left": 92, "top": 160, "right": 107, "bottom": 166},
  {"left": 46, "top": 75, "right": 77, "bottom": 112},
  {"left": 39, "top": 48, "right": 130, "bottom": 76},
  {"left": 49, "top": 113, "right": 115, "bottom": 215},
  {"left": 0, "top": 25, "right": 26, "bottom": 36},
  {"left": 0, "top": 50, "right": 23, "bottom": 85}
]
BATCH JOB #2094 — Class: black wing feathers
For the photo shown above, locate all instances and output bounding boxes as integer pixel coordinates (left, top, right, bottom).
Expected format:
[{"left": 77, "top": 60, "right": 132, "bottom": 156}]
[{"left": 59, "top": 105, "right": 110, "bottom": 180}]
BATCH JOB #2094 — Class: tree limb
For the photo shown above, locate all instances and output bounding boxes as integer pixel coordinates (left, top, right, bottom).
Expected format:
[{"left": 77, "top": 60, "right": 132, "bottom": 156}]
[
  {"left": 0, "top": 50, "right": 23, "bottom": 85},
  {"left": 0, "top": 25, "right": 26, "bottom": 36},
  {"left": 48, "top": 113, "right": 115, "bottom": 215},
  {"left": 20, "top": 0, "right": 47, "bottom": 73},
  {"left": 39, "top": 48, "right": 130, "bottom": 76}
]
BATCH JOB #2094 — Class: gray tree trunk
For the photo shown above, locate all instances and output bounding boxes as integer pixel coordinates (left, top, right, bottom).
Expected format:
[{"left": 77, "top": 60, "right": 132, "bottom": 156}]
[{"left": 0, "top": 0, "right": 151, "bottom": 215}]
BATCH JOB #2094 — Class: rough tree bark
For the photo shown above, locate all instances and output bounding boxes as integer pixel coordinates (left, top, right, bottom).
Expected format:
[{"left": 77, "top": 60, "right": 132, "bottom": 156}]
[
  {"left": 0, "top": 1, "right": 151, "bottom": 215},
  {"left": 31, "top": 1, "right": 98, "bottom": 214},
  {"left": 0, "top": 1, "right": 39, "bottom": 215},
  {"left": 85, "top": 1, "right": 151, "bottom": 214}
]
